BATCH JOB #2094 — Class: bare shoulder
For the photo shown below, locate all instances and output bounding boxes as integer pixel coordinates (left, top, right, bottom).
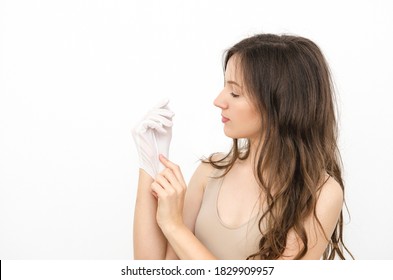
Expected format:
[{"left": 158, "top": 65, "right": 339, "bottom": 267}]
[
  {"left": 189, "top": 152, "right": 226, "bottom": 190},
  {"left": 318, "top": 175, "right": 344, "bottom": 206},
  {"left": 314, "top": 175, "right": 344, "bottom": 234}
]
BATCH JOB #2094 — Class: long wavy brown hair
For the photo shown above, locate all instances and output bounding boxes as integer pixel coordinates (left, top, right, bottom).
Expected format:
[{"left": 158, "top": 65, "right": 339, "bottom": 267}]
[{"left": 203, "top": 34, "right": 353, "bottom": 259}]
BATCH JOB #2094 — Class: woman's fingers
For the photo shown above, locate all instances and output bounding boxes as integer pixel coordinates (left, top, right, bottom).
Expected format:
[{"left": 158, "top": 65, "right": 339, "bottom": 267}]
[
  {"left": 151, "top": 162, "right": 186, "bottom": 201},
  {"left": 158, "top": 155, "right": 186, "bottom": 185},
  {"left": 141, "top": 120, "right": 166, "bottom": 134},
  {"left": 155, "top": 173, "right": 184, "bottom": 200},
  {"left": 151, "top": 158, "right": 186, "bottom": 230},
  {"left": 151, "top": 181, "right": 166, "bottom": 198},
  {"left": 155, "top": 173, "right": 175, "bottom": 192},
  {"left": 159, "top": 169, "right": 185, "bottom": 194},
  {"left": 147, "top": 114, "right": 173, "bottom": 128}
]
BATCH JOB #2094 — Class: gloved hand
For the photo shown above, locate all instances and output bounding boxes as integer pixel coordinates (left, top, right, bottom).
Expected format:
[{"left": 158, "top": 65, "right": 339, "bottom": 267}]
[{"left": 132, "top": 99, "right": 174, "bottom": 178}]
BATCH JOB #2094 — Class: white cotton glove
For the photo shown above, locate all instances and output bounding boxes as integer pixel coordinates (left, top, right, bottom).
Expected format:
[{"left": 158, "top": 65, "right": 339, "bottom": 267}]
[{"left": 132, "top": 99, "right": 174, "bottom": 178}]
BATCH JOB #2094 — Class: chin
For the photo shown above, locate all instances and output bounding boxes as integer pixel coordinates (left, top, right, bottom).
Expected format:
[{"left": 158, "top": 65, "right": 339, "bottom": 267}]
[
  {"left": 223, "top": 127, "right": 246, "bottom": 139},
  {"left": 224, "top": 127, "right": 261, "bottom": 141}
]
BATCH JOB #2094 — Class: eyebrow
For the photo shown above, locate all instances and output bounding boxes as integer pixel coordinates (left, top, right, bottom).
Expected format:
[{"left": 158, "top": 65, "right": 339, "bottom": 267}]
[{"left": 226, "top": 80, "right": 243, "bottom": 88}]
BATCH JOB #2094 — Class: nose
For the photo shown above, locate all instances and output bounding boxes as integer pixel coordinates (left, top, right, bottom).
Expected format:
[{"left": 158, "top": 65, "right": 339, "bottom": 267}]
[{"left": 213, "top": 89, "right": 228, "bottom": 109}]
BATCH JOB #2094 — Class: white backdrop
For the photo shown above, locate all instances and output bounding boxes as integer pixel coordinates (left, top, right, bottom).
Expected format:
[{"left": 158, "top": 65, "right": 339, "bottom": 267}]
[{"left": 1, "top": 0, "right": 392, "bottom": 259}]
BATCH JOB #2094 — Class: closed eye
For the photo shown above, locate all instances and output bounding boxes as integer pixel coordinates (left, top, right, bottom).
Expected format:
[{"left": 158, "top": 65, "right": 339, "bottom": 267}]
[{"left": 231, "top": 92, "right": 240, "bottom": 98}]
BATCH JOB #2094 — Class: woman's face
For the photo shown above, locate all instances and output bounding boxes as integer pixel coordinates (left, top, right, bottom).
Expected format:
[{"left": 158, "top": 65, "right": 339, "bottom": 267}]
[{"left": 214, "top": 55, "right": 262, "bottom": 141}]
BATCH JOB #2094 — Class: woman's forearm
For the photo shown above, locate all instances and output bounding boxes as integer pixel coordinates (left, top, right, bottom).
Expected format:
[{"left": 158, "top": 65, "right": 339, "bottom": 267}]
[
  {"left": 162, "top": 224, "right": 217, "bottom": 260},
  {"left": 133, "top": 169, "right": 167, "bottom": 259}
]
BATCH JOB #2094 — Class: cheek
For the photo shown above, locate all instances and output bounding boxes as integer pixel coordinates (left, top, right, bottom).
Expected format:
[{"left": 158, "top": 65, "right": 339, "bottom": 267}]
[
  {"left": 242, "top": 112, "right": 262, "bottom": 133},
  {"left": 239, "top": 104, "right": 261, "bottom": 127},
  {"left": 242, "top": 102, "right": 263, "bottom": 133},
  {"left": 224, "top": 107, "right": 262, "bottom": 138}
]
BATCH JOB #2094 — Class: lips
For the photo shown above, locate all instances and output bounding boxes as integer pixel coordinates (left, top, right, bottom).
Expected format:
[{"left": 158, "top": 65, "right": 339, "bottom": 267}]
[{"left": 221, "top": 115, "right": 230, "bottom": 123}]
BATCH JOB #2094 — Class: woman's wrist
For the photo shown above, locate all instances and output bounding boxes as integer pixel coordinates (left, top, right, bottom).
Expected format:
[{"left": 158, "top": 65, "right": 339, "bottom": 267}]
[
  {"left": 139, "top": 168, "right": 154, "bottom": 180},
  {"left": 138, "top": 168, "right": 154, "bottom": 191}
]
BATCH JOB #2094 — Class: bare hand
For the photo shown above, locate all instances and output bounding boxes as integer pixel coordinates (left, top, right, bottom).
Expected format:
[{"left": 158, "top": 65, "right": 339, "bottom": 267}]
[{"left": 151, "top": 155, "right": 187, "bottom": 232}]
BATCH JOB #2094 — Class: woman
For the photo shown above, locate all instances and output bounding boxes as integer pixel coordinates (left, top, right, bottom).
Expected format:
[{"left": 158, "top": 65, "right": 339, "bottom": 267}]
[{"left": 132, "top": 33, "right": 352, "bottom": 260}]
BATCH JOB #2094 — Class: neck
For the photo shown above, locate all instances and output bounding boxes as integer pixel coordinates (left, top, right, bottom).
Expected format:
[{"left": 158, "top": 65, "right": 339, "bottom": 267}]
[{"left": 238, "top": 137, "right": 261, "bottom": 168}]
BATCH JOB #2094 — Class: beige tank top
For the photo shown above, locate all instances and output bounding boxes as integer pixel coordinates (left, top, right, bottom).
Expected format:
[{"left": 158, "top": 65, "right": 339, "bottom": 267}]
[{"left": 194, "top": 169, "right": 262, "bottom": 259}]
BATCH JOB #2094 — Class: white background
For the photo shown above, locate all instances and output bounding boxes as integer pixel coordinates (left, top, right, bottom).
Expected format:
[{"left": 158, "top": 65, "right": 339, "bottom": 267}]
[{"left": 0, "top": 0, "right": 392, "bottom": 259}]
